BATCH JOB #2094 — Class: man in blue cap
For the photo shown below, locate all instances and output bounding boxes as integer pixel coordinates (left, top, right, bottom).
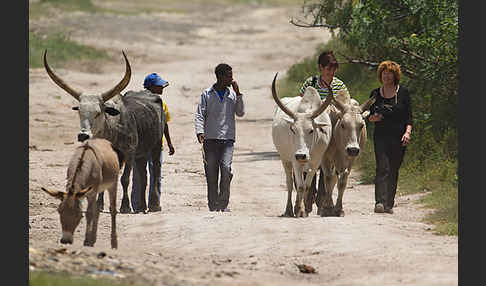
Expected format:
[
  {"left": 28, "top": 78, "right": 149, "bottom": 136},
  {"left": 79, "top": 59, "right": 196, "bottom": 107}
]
[{"left": 131, "top": 72, "right": 175, "bottom": 213}]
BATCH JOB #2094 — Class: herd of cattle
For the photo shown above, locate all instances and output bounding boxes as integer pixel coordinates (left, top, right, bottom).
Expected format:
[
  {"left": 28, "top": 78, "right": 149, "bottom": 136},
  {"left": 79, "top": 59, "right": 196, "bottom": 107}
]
[{"left": 37, "top": 51, "right": 375, "bottom": 248}]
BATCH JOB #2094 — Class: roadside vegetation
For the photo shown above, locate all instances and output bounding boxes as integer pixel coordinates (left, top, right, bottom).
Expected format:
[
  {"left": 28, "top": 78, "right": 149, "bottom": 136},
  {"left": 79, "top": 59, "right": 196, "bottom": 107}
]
[
  {"left": 29, "top": 271, "right": 140, "bottom": 286},
  {"left": 278, "top": 0, "right": 458, "bottom": 235}
]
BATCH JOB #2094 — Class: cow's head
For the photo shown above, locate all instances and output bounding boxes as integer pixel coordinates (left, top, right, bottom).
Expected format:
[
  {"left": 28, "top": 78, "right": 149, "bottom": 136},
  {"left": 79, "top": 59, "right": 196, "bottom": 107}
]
[
  {"left": 41, "top": 186, "right": 94, "bottom": 245},
  {"left": 272, "top": 73, "right": 332, "bottom": 163},
  {"left": 43, "top": 50, "right": 131, "bottom": 142},
  {"left": 331, "top": 91, "right": 376, "bottom": 157}
]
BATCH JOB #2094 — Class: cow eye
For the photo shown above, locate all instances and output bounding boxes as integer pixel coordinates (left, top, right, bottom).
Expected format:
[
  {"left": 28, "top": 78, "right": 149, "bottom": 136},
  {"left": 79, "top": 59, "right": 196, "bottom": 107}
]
[
  {"left": 309, "top": 129, "right": 314, "bottom": 134},
  {"left": 72, "top": 106, "right": 79, "bottom": 111}
]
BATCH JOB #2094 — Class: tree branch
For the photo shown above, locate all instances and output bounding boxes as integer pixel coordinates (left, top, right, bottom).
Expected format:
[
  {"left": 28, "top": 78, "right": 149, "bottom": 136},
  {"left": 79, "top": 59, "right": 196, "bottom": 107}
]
[
  {"left": 289, "top": 17, "right": 338, "bottom": 29},
  {"left": 336, "top": 52, "right": 417, "bottom": 78}
]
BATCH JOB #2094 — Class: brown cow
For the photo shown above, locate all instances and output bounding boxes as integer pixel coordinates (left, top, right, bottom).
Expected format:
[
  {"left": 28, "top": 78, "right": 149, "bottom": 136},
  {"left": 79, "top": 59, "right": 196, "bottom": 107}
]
[{"left": 41, "top": 138, "right": 123, "bottom": 249}]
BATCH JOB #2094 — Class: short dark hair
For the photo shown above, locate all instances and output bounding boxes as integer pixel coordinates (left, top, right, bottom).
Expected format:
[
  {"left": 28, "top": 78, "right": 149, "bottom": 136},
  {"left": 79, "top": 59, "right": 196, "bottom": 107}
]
[
  {"left": 215, "top": 63, "right": 232, "bottom": 79},
  {"left": 318, "top": 51, "right": 339, "bottom": 69}
]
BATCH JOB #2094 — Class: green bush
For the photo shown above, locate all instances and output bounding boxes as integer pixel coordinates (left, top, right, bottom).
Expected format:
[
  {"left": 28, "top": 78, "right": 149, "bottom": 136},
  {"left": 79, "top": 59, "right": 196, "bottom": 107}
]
[{"left": 29, "top": 31, "right": 109, "bottom": 68}]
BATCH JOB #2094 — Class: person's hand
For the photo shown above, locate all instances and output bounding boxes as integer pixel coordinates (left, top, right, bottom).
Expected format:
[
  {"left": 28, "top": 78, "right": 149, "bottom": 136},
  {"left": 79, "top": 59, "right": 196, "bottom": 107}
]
[
  {"left": 368, "top": 113, "right": 383, "bottom": 122},
  {"left": 197, "top": 133, "right": 205, "bottom": 144},
  {"left": 168, "top": 144, "right": 175, "bottom": 155},
  {"left": 401, "top": 131, "right": 411, "bottom": 146},
  {"left": 231, "top": 81, "right": 241, "bottom": 96}
]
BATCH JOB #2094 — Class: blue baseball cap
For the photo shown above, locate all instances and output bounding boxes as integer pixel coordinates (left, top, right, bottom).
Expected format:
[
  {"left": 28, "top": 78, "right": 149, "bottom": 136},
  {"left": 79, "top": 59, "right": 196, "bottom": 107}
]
[{"left": 143, "top": 73, "right": 169, "bottom": 89}]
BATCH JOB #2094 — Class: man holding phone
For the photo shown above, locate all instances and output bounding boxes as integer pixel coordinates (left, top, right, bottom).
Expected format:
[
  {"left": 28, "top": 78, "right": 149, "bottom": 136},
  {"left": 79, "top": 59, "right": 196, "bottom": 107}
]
[{"left": 194, "top": 63, "right": 245, "bottom": 212}]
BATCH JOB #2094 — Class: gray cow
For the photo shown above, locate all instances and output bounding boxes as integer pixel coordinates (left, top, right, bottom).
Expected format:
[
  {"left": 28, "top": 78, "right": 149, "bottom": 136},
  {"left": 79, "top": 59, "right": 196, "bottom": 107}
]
[
  {"left": 43, "top": 50, "right": 165, "bottom": 213},
  {"left": 316, "top": 90, "right": 375, "bottom": 217}
]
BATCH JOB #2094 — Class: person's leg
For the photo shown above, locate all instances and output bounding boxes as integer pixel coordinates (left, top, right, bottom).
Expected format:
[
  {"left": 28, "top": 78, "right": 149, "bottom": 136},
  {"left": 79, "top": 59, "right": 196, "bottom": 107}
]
[
  {"left": 148, "top": 150, "right": 163, "bottom": 212},
  {"left": 131, "top": 157, "right": 148, "bottom": 213},
  {"left": 203, "top": 140, "right": 221, "bottom": 211},
  {"left": 387, "top": 138, "right": 406, "bottom": 210},
  {"left": 374, "top": 134, "right": 391, "bottom": 212},
  {"left": 134, "top": 156, "right": 149, "bottom": 213},
  {"left": 218, "top": 140, "right": 234, "bottom": 211}
]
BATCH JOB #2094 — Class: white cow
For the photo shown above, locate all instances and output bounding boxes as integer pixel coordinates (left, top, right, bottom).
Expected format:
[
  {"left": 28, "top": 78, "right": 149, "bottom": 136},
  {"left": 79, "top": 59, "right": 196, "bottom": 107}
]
[
  {"left": 271, "top": 73, "right": 333, "bottom": 217},
  {"left": 316, "top": 90, "right": 376, "bottom": 217}
]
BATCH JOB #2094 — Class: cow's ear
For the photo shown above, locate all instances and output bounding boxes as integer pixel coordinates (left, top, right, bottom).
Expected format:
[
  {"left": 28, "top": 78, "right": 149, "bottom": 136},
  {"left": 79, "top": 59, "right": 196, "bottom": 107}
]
[
  {"left": 41, "top": 187, "right": 64, "bottom": 200},
  {"left": 104, "top": 106, "right": 120, "bottom": 116}
]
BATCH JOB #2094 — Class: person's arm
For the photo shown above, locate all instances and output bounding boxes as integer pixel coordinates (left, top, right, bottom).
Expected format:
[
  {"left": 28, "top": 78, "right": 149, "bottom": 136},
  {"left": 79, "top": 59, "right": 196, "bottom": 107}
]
[
  {"left": 195, "top": 92, "right": 207, "bottom": 144},
  {"left": 164, "top": 123, "right": 175, "bottom": 155},
  {"left": 231, "top": 81, "right": 245, "bottom": 117},
  {"left": 401, "top": 89, "right": 413, "bottom": 146}
]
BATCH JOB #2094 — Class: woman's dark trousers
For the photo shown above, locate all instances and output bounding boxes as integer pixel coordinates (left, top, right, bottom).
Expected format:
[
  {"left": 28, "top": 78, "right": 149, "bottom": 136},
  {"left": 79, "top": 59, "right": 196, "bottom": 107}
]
[
  {"left": 374, "top": 134, "right": 406, "bottom": 210},
  {"left": 203, "top": 139, "right": 234, "bottom": 211}
]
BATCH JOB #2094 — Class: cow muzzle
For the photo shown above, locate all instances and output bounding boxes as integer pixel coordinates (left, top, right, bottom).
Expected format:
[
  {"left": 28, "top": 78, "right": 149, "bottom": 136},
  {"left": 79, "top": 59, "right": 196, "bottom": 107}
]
[
  {"left": 295, "top": 153, "right": 309, "bottom": 163},
  {"left": 77, "top": 133, "right": 90, "bottom": 142},
  {"left": 60, "top": 232, "right": 73, "bottom": 244},
  {"left": 346, "top": 147, "right": 360, "bottom": 157}
]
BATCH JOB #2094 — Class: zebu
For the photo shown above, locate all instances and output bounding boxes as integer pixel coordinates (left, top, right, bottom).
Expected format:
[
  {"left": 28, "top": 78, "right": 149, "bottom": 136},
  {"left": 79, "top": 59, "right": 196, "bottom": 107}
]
[
  {"left": 271, "top": 73, "right": 333, "bottom": 217},
  {"left": 41, "top": 138, "right": 123, "bottom": 248},
  {"left": 43, "top": 50, "right": 165, "bottom": 213},
  {"left": 316, "top": 90, "right": 376, "bottom": 217}
]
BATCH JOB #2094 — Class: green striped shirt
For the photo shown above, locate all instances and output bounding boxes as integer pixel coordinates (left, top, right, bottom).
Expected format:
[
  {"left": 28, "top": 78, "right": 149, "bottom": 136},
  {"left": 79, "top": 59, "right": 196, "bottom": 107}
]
[{"left": 299, "top": 75, "right": 348, "bottom": 100}]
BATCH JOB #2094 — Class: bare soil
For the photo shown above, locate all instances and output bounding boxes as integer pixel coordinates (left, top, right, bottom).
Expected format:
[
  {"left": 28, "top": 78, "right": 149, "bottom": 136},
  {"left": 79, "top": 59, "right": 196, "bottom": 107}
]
[{"left": 29, "top": 2, "right": 458, "bottom": 285}]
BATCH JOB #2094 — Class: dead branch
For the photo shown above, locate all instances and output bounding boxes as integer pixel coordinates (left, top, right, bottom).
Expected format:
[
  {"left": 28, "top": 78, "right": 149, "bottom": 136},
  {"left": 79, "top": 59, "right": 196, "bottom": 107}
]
[{"left": 289, "top": 17, "right": 338, "bottom": 29}]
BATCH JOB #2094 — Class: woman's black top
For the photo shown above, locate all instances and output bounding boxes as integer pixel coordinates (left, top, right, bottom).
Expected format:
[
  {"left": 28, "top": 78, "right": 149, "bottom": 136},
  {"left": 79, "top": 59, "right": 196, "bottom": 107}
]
[{"left": 369, "top": 86, "right": 413, "bottom": 137}]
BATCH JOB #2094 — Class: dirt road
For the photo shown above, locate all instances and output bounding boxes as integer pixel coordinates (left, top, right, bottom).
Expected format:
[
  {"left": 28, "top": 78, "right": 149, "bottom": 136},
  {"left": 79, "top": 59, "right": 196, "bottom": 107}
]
[{"left": 29, "top": 2, "right": 458, "bottom": 285}]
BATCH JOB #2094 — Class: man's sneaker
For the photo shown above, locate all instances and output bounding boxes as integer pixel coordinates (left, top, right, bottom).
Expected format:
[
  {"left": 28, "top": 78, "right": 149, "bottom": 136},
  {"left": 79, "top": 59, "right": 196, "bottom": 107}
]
[
  {"left": 384, "top": 207, "right": 394, "bottom": 214},
  {"left": 374, "top": 203, "right": 385, "bottom": 213},
  {"left": 220, "top": 208, "right": 231, "bottom": 213}
]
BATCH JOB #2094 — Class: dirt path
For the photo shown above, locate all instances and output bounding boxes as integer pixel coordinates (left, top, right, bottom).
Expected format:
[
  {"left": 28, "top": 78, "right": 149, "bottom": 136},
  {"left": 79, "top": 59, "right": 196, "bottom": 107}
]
[{"left": 29, "top": 2, "right": 458, "bottom": 285}]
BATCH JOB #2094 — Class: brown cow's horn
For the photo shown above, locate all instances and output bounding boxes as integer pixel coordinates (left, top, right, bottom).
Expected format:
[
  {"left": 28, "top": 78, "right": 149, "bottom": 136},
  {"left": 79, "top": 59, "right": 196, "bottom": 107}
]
[
  {"left": 43, "top": 50, "right": 82, "bottom": 101},
  {"left": 272, "top": 73, "right": 295, "bottom": 119},
  {"left": 101, "top": 50, "right": 132, "bottom": 102},
  {"left": 310, "top": 78, "right": 334, "bottom": 119},
  {"left": 360, "top": 94, "right": 376, "bottom": 112}
]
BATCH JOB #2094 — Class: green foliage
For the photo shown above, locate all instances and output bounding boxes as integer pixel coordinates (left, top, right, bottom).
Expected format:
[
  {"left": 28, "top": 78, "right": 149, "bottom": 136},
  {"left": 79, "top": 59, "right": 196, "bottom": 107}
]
[
  {"left": 29, "top": 271, "right": 137, "bottom": 286},
  {"left": 29, "top": 31, "right": 109, "bottom": 68},
  {"left": 39, "top": 0, "right": 97, "bottom": 12}
]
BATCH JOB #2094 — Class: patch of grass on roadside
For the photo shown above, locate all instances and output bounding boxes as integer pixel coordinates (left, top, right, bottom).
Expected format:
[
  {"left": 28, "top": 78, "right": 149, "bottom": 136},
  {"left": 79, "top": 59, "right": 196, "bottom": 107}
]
[
  {"left": 29, "top": 271, "right": 138, "bottom": 286},
  {"left": 29, "top": 31, "right": 110, "bottom": 69}
]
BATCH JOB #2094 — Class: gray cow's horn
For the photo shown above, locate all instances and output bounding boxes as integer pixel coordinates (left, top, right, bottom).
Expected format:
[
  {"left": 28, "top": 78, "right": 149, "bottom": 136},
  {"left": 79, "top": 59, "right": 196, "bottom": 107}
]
[
  {"left": 360, "top": 94, "right": 376, "bottom": 112},
  {"left": 43, "top": 50, "right": 82, "bottom": 101},
  {"left": 272, "top": 73, "right": 295, "bottom": 119},
  {"left": 101, "top": 51, "right": 132, "bottom": 102},
  {"left": 310, "top": 78, "right": 334, "bottom": 119}
]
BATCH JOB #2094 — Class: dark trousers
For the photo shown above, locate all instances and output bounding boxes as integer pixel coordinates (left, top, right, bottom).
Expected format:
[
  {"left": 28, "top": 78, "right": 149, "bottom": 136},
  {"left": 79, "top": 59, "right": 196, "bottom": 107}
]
[
  {"left": 373, "top": 133, "right": 406, "bottom": 209},
  {"left": 203, "top": 139, "right": 234, "bottom": 211}
]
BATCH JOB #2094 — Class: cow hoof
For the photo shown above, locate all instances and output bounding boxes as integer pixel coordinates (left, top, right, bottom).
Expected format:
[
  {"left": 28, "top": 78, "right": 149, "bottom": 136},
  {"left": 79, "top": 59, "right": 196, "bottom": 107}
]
[
  {"left": 320, "top": 207, "right": 335, "bottom": 217},
  {"left": 119, "top": 205, "right": 131, "bottom": 214},
  {"left": 335, "top": 209, "right": 345, "bottom": 217},
  {"left": 83, "top": 241, "right": 94, "bottom": 247},
  {"left": 280, "top": 211, "right": 294, "bottom": 217},
  {"left": 295, "top": 209, "right": 307, "bottom": 218}
]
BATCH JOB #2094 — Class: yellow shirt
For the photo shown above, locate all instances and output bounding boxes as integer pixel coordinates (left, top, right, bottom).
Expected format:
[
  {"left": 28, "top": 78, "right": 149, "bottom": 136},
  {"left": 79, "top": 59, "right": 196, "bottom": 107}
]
[{"left": 162, "top": 101, "right": 170, "bottom": 149}]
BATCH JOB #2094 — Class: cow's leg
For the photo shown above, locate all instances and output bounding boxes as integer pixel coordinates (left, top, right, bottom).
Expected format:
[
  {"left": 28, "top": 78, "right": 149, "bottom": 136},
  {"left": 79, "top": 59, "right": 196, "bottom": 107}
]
[
  {"left": 294, "top": 165, "right": 310, "bottom": 218},
  {"left": 334, "top": 169, "right": 350, "bottom": 217},
  {"left": 96, "top": 193, "right": 104, "bottom": 212},
  {"left": 302, "top": 168, "right": 318, "bottom": 217},
  {"left": 108, "top": 182, "right": 118, "bottom": 249},
  {"left": 281, "top": 161, "right": 294, "bottom": 217},
  {"left": 119, "top": 160, "right": 132, "bottom": 214},
  {"left": 320, "top": 162, "right": 337, "bottom": 217},
  {"left": 84, "top": 190, "right": 100, "bottom": 247},
  {"left": 315, "top": 167, "right": 326, "bottom": 214}
]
